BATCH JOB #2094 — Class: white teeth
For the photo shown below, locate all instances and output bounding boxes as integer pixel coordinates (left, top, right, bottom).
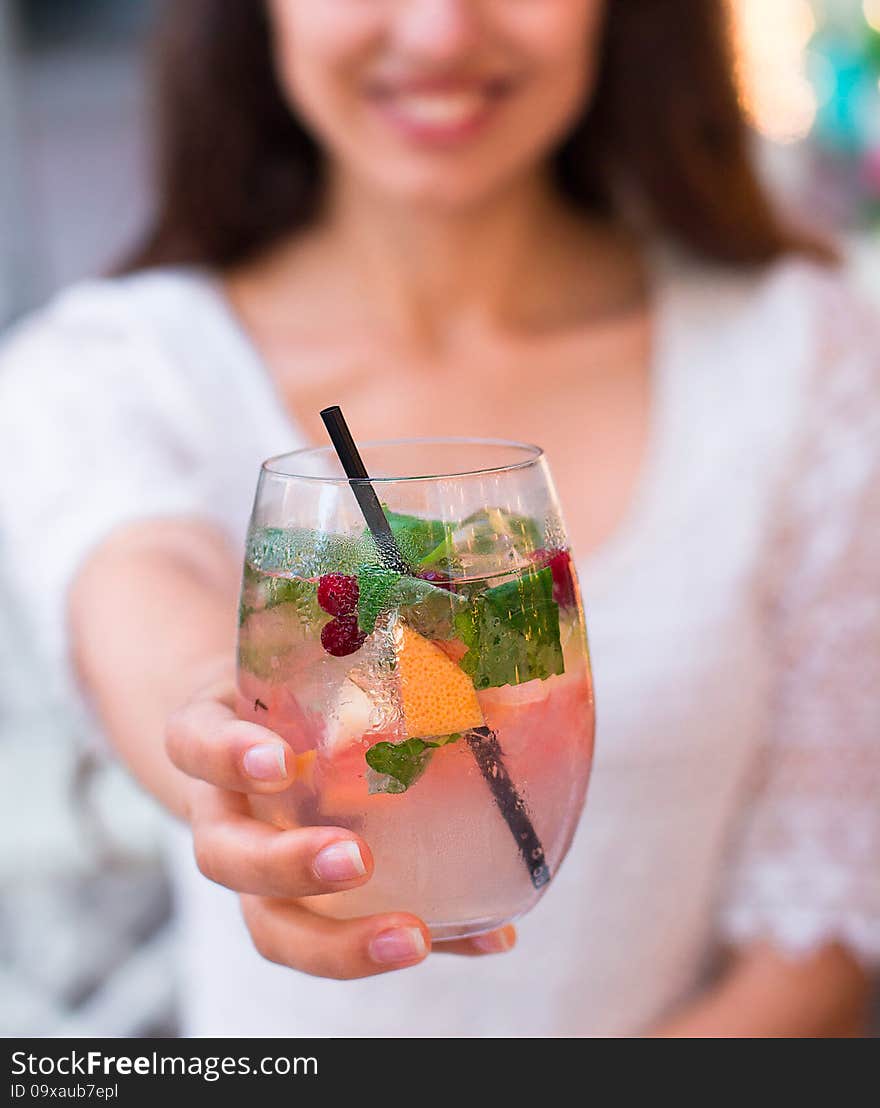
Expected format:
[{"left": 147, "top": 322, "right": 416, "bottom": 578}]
[{"left": 392, "top": 93, "right": 485, "bottom": 126}]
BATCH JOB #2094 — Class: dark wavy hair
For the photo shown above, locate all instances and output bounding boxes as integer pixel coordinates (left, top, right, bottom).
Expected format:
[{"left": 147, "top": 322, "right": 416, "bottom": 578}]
[{"left": 124, "top": 0, "right": 832, "bottom": 272}]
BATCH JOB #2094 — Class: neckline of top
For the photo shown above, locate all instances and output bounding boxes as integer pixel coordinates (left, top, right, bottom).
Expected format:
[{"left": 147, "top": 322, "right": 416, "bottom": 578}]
[{"left": 179, "top": 251, "right": 685, "bottom": 593}]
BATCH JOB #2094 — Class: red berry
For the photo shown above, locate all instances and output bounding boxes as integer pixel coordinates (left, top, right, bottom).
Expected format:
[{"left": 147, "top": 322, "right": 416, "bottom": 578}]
[
  {"left": 317, "top": 573, "right": 359, "bottom": 616},
  {"left": 531, "top": 548, "right": 576, "bottom": 607},
  {"left": 321, "top": 615, "right": 366, "bottom": 657},
  {"left": 418, "top": 569, "right": 455, "bottom": 591}
]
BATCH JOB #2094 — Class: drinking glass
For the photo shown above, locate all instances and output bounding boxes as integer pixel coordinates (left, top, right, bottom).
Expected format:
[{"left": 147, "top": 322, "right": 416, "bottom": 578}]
[{"left": 236, "top": 439, "right": 594, "bottom": 940}]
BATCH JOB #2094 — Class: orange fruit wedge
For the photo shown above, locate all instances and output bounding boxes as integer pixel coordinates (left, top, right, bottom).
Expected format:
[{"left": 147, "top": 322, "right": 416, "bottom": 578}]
[
  {"left": 291, "top": 749, "right": 317, "bottom": 790},
  {"left": 397, "top": 625, "right": 484, "bottom": 737}
]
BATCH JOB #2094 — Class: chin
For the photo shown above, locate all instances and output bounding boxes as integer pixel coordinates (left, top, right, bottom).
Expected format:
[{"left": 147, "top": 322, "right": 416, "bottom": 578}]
[{"left": 365, "top": 160, "right": 529, "bottom": 214}]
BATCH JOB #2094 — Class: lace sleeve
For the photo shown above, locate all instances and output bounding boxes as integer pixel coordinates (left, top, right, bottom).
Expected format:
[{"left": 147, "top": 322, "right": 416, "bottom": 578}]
[{"left": 718, "top": 272, "right": 880, "bottom": 966}]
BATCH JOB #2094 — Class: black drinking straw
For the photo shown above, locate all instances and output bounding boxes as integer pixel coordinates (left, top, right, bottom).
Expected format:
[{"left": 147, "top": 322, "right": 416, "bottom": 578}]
[
  {"left": 320, "top": 407, "right": 409, "bottom": 575},
  {"left": 319, "top": 405, "right": 550, "bottom": 890},
  {"left": 466, "top": 728, "right": 550, "bottom": 890}
]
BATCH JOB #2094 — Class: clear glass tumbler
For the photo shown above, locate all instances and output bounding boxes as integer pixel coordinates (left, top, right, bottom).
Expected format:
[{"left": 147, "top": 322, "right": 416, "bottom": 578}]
[{"left": 236, "top": 439, "right": 594, "bottom": 940}]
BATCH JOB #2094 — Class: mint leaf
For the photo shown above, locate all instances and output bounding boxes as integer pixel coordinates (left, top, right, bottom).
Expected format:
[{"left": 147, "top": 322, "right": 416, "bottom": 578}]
[
  {"left": 421, "top": 507, "right": 542, "bottom": 572},
  {"left": 356, "top": 567, "right": 467, "bottom": 635},
  {"left": 357, "top": 566, "right": 400, "bottom": 634},
  {"left": 365, "top": 738, "right": 434, "bottom": 793},
  {"left": 454, "top": 566, "right": 564, "bottom": 690},
  {"left": 368, "top": 510, "right": 456, "bottom": 567},
  {"left": 398, "top": 581, "right": 465, "bottom": 640},
  {"left": 262, "top": 575, "right": 318, "bottom": 613},
  {"left": 238, "top": 563, "right": 261, "bottom": 626},
  {"left": 241, "top": 572, "right": 324, "bottom": 627},
  {"left": 365, "top": 734, "right": 460, "bottom": 794},
  {"left": 419, "top": 535, "right": 462, "bottom": 573}
]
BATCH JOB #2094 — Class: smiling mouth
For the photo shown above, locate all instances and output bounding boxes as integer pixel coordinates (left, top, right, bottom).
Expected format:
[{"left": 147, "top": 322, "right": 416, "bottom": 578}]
[{"left": 365, "top": 76, "right": 514, "bottom": 142}]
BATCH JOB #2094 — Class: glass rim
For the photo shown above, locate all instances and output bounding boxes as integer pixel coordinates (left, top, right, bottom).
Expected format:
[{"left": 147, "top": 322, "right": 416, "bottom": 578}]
[{"left": 261, "top": 437, "right": 545, "bottom": 484}]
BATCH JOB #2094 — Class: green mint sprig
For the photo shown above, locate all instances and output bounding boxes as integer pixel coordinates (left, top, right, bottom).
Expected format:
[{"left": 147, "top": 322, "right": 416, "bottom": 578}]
[
  {"left": 356, "top": 566, "right": 467, "bottom": 636},
  {"left": 454, "top": 565, "right": 564, "bottom": 690},
  {"left": 379, "top": 509, "right": 455, "bottom": 564},
  {"left": 365, "top": 734, "right": 461, "bottom": 794}
]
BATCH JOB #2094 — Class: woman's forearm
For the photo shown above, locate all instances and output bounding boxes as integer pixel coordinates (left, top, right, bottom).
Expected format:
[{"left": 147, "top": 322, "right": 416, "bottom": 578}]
[
  {"left": 654, "top": 940, "right": 871, "bottom": 1038},
  {"left": 69, "top": 518, "right": 240, "bottom": 818}
]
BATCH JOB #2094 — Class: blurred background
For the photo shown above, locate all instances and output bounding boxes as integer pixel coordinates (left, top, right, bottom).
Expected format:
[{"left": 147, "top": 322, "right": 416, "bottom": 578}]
[{"left": 0, "top": 0, "right": 878, "bottom": 1036}]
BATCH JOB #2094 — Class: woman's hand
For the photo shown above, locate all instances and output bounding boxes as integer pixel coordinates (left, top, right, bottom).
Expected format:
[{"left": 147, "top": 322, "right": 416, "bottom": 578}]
[
  {"left": 165, "top": 678, "right": 517, "bottom": 979},
  {"left": 72, "top": 523, "right": 514, "bottom": 980}
]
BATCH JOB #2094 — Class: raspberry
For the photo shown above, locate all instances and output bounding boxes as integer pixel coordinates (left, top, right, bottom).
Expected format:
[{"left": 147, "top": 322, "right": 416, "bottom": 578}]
[
  {"left": 418, "top": 569, "right": 454, "bottom": 591},
  {"left": 321, "top": 614, "right": 367, "bottom": 657},
  {"left": 317, "top": 573, "right": 359, "bottom": 616},
  {"left": 531, "top": 548, "right": 576, "bottom": 608}
]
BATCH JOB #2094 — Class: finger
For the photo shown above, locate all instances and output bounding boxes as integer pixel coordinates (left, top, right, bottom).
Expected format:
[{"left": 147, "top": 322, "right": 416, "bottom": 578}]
[
  {"left": 189, "top": 785, "right": 373, "bottom": 898},
  {"left": 434, "top": 925, "right": 517, "bottom": 956},
  {"left": 166, "top": 694, "right": 297, "bottom": 793},
  {"left": 241, "top": 896, "right": 431, "bottom": 980}
]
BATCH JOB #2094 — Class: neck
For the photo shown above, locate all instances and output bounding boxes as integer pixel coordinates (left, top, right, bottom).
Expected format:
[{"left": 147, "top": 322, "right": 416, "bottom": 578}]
[
  {"left": 235, "top": 167, "right": 645, "bottom": 353},
  {"left": 317, "top": 168, "right": 604, "bottom": 345}
]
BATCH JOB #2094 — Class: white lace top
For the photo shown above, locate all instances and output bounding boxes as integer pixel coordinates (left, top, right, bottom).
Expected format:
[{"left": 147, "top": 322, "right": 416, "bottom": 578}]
[{"left": 0, "top": 256, "right": 877, "bottom": 1036}]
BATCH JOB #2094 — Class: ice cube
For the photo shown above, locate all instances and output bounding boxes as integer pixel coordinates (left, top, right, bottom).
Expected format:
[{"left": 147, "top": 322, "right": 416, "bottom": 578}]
[
  {"left": 323, "top": 679, "right": 376, "bottom": 755},
  {"left": 347, "top": 619, "right": 405, "bottom": 737},
  {"left": 444, "top": 507, "right": 537, "bottom": 577}
]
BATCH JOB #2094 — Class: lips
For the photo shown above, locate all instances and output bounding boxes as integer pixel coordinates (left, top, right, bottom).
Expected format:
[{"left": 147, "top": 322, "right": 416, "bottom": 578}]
[
  {"left": 366, "top": 75, "right": 513, "bottom": 145},
  {"left": 387, "top": 91, "right": 489, "bottom": 126}
]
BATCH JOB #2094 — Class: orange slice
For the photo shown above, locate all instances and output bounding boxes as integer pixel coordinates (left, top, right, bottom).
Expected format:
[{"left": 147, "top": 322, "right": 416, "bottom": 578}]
[
  {"left": 291, "top": 749, "right": 317, "bottom": 790},
  {"left": 397, "top": 625, "right": 484, "bottom": 737}
]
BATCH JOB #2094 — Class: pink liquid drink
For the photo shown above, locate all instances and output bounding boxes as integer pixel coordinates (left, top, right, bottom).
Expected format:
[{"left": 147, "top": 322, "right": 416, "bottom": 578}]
[{"left": 236, "top": 442, "right": 595, "bottom": 940}]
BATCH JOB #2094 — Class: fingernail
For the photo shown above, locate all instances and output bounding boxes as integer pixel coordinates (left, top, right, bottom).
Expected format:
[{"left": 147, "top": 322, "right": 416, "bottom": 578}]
[
  {"left": 369, "top": 927, "right": 427, "bottom": 966},
  {"left": 313, "top": 840, "right": 367, "bottom": 883},
  {"left": 471, "top": 926, "right": 516, "bottom": 954},
  {"left": 243, "top": 743, "right": 287, "bottom": 781}
]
